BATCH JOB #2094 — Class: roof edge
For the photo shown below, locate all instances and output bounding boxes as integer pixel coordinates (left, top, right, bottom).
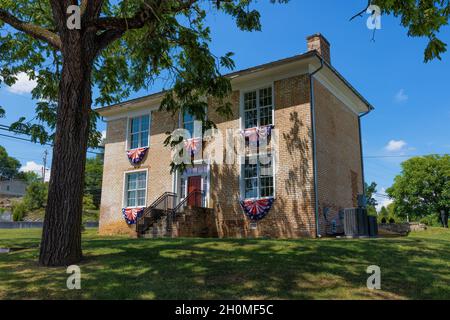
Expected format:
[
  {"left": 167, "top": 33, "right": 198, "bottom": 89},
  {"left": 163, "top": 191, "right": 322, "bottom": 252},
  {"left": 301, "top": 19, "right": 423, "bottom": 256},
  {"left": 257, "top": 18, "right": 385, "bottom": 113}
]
[{"left": 95, "top": 50, "right": 374, "bottom": 116}]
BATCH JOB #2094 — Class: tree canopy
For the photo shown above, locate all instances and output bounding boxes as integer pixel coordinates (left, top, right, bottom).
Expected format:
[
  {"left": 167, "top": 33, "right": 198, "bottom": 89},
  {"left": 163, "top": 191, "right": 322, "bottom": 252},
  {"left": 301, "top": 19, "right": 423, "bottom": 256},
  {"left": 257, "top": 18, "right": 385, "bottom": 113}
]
[
  {"left": 386, "top": 155, "right": 450, "bottom": 220},
  {"left": 365, "top": 181, "right": 378, "bottom": 207},
  {"left": 0, "top": 145, "right": 21, "bottom": 179},
  {"left": 0, "top": 0, "right": 290, "bottom": 148},
  {"left": 84, "top": 154, "right": 104, "bottom": 209}
]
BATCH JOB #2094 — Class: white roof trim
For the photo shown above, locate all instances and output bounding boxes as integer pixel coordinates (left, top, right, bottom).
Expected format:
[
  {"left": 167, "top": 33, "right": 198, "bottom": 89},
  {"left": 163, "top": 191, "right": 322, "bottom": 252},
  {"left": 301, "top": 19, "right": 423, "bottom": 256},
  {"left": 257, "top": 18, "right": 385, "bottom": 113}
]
[{"left": 98, "top": 53, "right": 372, "bottom": 120}]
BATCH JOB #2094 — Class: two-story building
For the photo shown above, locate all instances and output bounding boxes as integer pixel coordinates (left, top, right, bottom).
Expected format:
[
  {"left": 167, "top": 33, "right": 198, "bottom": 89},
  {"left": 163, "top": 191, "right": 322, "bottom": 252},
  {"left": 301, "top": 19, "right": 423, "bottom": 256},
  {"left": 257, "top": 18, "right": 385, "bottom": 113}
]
[{"left": 97, "top": 34, "right": 374, "bottom": 238}]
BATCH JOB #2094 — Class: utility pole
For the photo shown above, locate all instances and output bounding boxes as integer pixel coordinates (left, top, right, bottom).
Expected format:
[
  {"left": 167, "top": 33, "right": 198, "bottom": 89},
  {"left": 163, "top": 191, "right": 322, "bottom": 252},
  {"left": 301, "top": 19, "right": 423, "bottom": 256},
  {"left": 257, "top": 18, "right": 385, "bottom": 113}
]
[{"left": 42, "top": 150, "right": 48, "bottom": 183}]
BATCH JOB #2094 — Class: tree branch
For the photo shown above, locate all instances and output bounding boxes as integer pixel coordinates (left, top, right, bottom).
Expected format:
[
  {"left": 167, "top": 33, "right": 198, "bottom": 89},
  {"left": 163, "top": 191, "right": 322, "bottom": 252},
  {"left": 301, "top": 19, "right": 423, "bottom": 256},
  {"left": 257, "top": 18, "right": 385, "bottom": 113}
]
[
  {"left": 81, "top": 0, "right": 104, "bottom": 20},
  {"left": 93, "top": 0, "right": 206, "bottom": 56},
  {"left": 95, "top": 29, "right": 125, "bottom": 53},
  {"left": 0, "top": 9, "right": 61, "bottom": 49},
  {"left": 94, "top": 0, "right": 198, "bottom": 31},
  {"left": 349, "top": 0, "right": 372, "bottom": 21}
]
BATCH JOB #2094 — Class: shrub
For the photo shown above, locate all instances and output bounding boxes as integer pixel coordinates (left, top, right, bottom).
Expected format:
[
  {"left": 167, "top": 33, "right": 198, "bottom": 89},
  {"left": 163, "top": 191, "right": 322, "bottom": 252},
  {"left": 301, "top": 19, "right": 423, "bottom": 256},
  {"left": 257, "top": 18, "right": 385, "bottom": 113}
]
[
  {"left": 381, "top": 217, "right": 387, "bottom": 224},
  {"left": 389, "top": 217, "right": 396, "bottom": 224},
  {"left": 420, "top": 214, "right": 441, "bottom": 227},
  {"left": 23, "top": 181, "right": 47, "bottom": 210},
  {"left": 83, "top": 194, "right": 96, "bottom": 211},
  {"left": 12, "top": 201, "right": 27, "bottom": 221}
]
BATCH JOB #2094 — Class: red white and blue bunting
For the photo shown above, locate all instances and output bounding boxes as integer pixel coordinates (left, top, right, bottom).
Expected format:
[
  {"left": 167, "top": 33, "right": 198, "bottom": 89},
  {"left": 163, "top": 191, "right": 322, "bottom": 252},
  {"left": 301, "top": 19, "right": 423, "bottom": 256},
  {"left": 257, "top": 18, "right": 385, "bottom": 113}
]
[
  {"left": 184, "top": 138, "right": 202, "bottom": 157},
  {"left": 127, "top": 147, "right": 148, "bottom": 165},
  {"left": 240, "top": 198, "right": 274, "bottom": 221},
  {"left": 240, "top": 125, "right": 274, "bottom": 147},
  {"left": 122, "top": 207, "right": 144, "bottom": 225}
]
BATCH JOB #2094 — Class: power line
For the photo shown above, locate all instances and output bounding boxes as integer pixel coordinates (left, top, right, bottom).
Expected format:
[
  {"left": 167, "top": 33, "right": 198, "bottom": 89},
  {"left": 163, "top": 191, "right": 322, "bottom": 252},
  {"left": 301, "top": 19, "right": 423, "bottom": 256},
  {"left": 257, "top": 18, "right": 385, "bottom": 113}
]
[
  {"left": 374, "top": 192, "right": 391, "bottom": 199},
  {"left": 364, "top": 154, "right": 448, "bottom": 159},
  {"left": 0, "top": 131, "right": 103, "bottom": 155}
]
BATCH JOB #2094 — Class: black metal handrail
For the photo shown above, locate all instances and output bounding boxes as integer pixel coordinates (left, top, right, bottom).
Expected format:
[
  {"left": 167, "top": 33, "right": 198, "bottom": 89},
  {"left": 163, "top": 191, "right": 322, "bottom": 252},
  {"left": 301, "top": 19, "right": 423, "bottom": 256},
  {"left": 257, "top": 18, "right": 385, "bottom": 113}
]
[
  {"left": 170, "top": 189, "right": 205, "bottom": 217},
  {"left": 137, "top": 190, "right": 206, "bottom": 235},
  {"left": 136, "top": 192, "right": 177, "bottom": 232}
]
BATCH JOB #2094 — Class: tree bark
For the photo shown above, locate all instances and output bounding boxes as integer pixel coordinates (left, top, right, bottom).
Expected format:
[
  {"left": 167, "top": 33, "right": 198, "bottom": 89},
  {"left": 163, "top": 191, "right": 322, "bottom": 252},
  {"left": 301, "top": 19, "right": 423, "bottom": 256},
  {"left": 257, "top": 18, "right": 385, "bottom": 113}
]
[{"left": 39, "top": 32, "right": 96, "bottom": 266}]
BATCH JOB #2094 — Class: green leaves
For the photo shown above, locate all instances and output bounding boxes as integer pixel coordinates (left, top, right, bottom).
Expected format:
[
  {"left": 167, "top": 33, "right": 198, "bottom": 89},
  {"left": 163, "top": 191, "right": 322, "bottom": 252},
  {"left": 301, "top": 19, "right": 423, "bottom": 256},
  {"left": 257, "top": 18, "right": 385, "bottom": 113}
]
[
  {"left": 386, "top": 155, "right": 450, "bottom": 220},
  {"left": 365, "top": 182, "right": 378, "bottom": 207},
  {"left": 9, "top": 118, "right": 50, "bottom": 144},
  {"left": 0, "top": 145, "right": 21, "bottom": 179},
  {"left": 374, "top": 0, "right": 449, "bottom": 62},
  {"left": 84, "top": 155, "right": 104, "bottom": 209},
  {"left": 220, "top": 52, "right": 235, "bottom": 70},
  {"left": 424, "top": 36, "right": 447, "bottom": 62}
]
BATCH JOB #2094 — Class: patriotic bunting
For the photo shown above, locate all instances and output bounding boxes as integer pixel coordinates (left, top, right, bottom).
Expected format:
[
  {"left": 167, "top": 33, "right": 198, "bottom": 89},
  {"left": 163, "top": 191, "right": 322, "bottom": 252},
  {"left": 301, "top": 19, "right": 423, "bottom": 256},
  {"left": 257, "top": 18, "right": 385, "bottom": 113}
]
[
  {"left": 240, "top": 197, "right": 274, "bottom": 221},
  {"left": 240, "top": 125, "right": 274, "bottom": 146},
  {"left": 122, "top": 207, "right": 144, "bottom": 225},
  {"left": 127, "top": 147, "right": 148, "bottom": 165},
  {"left": 184, "top": 138, "right": 202, "bottom": 157}
]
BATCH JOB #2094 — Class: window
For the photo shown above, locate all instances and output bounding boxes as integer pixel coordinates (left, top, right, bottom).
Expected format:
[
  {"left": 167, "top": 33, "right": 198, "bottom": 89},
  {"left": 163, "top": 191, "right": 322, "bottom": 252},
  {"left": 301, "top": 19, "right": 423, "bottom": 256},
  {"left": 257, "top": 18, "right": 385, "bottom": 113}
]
[
  {"left": 129, "top": 115, "right": 150, "bottom": 149},
  {"left": 183, "top": 112, "right": 195, "bottom": 138},
  {"left": 242, "top": 154, "right": 274, "bottom": 199},
  {"left": 243, "top": 87, "right": 273, "bottom": 129},
  {"left": 125, "top": 171, "right": 147, "bottom": 207}
]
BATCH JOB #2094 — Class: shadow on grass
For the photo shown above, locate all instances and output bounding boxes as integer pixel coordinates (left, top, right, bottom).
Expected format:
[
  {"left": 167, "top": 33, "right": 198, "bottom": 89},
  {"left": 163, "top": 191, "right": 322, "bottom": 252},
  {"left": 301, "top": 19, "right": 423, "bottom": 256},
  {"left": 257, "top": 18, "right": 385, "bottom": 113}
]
[{"left": 0, "top": 229, "right": 449, "bottom": 299}]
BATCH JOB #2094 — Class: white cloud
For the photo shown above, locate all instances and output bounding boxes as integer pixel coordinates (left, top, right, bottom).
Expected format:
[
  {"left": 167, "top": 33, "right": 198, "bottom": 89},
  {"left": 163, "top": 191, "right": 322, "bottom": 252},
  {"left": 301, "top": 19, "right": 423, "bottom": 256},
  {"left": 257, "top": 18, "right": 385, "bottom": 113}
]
[
  {"left": 99, "top": 130, "right": 107, "bottom": 146},
  {"left": 7, "top": 72, "right": 37, "bottom": 94},
  {"left": 385, "top": 140, "right": 407, "bottom": 152},
  {"left": 20, "top": 161, "right": 50, "bottom": 182},
  {"left": 394, "top": 89, "right": 408, "bottom": 103}
]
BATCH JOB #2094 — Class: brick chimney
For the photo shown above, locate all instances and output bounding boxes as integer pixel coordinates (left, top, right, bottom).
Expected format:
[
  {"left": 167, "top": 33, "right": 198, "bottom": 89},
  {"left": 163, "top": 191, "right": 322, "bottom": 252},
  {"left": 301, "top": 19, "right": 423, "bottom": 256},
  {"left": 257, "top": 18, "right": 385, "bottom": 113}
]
[{"left": 307, "top": 33, "right": 331, "bottom": 64}]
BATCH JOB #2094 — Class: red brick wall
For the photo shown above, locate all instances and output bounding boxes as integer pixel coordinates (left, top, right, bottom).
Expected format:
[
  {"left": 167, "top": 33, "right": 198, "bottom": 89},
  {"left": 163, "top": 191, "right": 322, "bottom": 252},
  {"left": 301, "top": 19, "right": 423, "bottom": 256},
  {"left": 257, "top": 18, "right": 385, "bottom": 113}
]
[
  {"left": 99, "top": 110, "right": 178, "bottom": 235},
  {"left": 208, "top": 74, "right": 317, "bottom": 238},
  {"left": 313, "top": 79, "right": 363, "bottom": 236}
]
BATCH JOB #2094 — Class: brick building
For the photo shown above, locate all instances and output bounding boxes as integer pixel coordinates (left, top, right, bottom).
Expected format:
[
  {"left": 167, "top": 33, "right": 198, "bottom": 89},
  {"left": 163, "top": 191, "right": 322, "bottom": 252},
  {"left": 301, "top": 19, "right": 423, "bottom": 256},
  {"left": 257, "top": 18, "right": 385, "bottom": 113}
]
[{"left": 97, "top": 34, "right": 374, "bottom": 238}]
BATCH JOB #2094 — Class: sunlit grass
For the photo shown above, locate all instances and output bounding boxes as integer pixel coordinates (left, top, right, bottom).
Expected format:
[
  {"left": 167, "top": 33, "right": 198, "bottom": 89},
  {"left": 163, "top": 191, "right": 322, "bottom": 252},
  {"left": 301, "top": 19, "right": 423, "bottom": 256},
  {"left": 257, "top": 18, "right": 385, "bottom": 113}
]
[{"left": 0, "top": 228, "right": 449, "bottom": 299}]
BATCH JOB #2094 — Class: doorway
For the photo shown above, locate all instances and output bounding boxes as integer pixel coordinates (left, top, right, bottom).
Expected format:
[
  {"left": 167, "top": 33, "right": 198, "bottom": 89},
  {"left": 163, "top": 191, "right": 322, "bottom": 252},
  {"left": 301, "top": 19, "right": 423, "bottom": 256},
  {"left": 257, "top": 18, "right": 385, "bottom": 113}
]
[
  {"left": 187, "top": 176, "right": 202, "bottom": 207},
  {"left": 178, "top": 164, "right": 209, "bottom": 208}
]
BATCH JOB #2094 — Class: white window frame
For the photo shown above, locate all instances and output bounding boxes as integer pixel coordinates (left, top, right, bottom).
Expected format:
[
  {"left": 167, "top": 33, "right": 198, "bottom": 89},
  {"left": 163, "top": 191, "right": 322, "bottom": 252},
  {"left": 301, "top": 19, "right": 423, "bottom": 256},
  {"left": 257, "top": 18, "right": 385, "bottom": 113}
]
[
  {"left": 240, "top": 153, "right": 275, "bottom": 200},
  {"left": 126, "top": 112, "right": 151, "bottom": 151},
  {"left": 122, "top": 168, "right": 148, "bottom": 208},
  {"left": 240, "top": 84, "right": 275, "bottom": 130}
]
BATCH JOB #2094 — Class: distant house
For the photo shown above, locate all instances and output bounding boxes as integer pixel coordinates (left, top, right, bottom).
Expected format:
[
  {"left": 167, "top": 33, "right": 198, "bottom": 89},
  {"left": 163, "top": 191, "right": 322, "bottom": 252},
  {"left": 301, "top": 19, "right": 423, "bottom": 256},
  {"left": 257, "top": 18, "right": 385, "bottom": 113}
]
[
  {"left": 97, "top": 34, "right": 374, "bottom": 238},
  {"left": 0, "top": 178, "right": 27, "bottom": 201}
]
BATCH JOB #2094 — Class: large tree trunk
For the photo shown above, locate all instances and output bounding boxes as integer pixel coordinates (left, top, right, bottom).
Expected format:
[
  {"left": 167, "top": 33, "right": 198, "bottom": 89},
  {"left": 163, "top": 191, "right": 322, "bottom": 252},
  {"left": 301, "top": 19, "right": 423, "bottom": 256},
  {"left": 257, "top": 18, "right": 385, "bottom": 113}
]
[{"left": 39, "top": 37, "right": 95, "bottom": 266}]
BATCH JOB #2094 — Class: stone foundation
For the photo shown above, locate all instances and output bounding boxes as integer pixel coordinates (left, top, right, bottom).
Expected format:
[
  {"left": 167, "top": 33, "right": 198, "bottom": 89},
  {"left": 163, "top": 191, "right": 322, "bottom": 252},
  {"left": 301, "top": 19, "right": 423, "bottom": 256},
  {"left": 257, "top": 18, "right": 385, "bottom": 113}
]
[
  {"left": 143, "top": 207, "right": 217, "bottom": 238},
  {"left": 379, "top": 222, "right": 427, "bottom": 236}
]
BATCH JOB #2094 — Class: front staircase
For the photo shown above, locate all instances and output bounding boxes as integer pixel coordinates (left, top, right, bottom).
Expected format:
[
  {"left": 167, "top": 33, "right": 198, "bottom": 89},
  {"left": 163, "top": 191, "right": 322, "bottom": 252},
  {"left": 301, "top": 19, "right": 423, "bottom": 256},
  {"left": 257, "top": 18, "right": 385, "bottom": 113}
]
[{"left": 136, "top": 190, "right": 208, "bottom": 238}]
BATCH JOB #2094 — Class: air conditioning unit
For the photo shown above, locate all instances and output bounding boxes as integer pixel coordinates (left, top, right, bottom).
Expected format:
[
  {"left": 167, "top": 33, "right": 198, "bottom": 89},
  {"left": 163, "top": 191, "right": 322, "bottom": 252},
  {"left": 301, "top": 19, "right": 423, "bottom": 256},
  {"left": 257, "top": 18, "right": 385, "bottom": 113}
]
[
  {"left": 343, "top": 208, "right": 369, "bottom": 237},
  {"left": 367, "top": 216, "right": 378, "bottom": 237}
]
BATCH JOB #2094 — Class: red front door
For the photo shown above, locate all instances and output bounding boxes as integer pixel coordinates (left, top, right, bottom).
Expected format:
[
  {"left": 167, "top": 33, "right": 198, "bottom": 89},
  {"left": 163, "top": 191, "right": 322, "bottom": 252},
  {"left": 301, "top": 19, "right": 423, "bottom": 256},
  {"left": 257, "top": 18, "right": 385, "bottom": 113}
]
[{"left": 187, "top": 176, "right": 202, "bottom": 207}]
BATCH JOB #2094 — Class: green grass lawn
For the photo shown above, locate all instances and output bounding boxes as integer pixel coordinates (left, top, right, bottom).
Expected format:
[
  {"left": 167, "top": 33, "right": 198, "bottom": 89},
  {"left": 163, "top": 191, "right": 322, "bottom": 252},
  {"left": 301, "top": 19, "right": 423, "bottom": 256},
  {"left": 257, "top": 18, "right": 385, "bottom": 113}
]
[{"left": 0, "top": 228, "right": 449, "bottom": 300}]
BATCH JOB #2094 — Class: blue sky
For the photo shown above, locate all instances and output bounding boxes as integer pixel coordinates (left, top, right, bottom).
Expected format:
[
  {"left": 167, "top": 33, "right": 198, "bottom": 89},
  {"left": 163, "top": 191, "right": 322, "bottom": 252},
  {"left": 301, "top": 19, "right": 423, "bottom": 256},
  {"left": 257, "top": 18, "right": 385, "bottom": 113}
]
[{"left": 1, "top": 1, "right": 449, "bottom": 208}]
